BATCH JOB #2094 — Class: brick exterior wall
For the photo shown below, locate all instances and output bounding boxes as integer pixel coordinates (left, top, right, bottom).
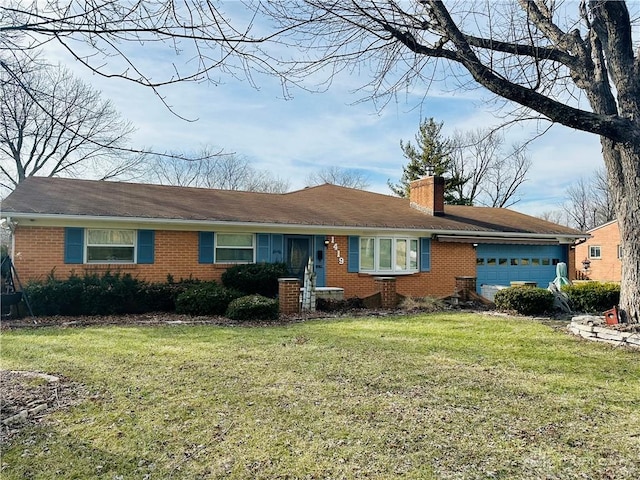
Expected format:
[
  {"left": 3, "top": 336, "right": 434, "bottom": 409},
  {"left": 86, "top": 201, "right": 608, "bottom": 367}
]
[
  {"left": 324, "top": 235, "right": 476, "bottom": 299},
  {"left": 409, "top": 176, "right": 445, "bottom": 215},
  {"left": 375, "top": 277, "right": 398, "bottom": 308},
  {"left": 567, "top": 245, "right": 577, "bottom": 281},
  {"left": 278, "top": 278, "right": 301, "bottom": 315},
  {"left": 574, "top": 221, "right": 622, "bottom": 282},
  {"left": 11, "top": 227, "right": 232, "bottom": 283},
  {"left": 12, "top": 227, "right": 479, "bottom": 300}
]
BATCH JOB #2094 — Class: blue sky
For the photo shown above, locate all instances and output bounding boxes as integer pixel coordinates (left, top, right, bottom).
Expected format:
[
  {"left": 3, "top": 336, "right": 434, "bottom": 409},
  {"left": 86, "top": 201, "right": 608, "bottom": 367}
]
[{"left": 41, "top": 11, "right": 604, "bottom": 219}]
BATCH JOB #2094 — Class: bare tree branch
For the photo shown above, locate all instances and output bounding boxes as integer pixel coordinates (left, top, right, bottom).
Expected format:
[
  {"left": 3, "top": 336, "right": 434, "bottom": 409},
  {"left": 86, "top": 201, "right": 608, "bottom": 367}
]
[
  {"left": 305, "top": 166, "right": 370, "bottom": 189},
  {"left": 144, "top": 151, "right": 290, "bottom": 193},
  {"left": 0, "top": 55, "right": 139, "bottom": 189}
]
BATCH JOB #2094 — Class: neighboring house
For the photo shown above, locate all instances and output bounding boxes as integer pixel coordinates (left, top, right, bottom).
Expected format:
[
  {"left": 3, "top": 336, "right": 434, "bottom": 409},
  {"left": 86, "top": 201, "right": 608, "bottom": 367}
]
[
  {"left": 574, "top": 220, "right": 622, "bottom": 282},
  {"left": 0, "top": 176, "right": 585, "bottom": 299}
]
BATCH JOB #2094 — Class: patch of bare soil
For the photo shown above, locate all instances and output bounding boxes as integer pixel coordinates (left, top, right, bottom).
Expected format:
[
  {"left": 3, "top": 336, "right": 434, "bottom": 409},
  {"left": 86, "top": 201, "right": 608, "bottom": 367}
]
[
  {"left": 0, "top": 370, "right": 89, "bottom": 444},
  {"left": 0, "top": 309, "right": 403, "bottom": 331},
  {"left": 1, "top": 313, "right": 238, "bottom": 330}
]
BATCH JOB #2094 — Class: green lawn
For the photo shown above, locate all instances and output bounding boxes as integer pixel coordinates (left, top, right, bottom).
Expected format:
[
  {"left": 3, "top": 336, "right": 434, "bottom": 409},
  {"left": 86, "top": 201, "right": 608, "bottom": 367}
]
[{"left": 1, "top": 312, "right": 639, "bottom": 479}]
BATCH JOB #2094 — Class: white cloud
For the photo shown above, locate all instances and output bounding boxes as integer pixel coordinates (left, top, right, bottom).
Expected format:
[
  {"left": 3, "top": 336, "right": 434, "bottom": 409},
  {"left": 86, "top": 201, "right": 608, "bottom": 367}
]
[{"left": 36, "top": 22, "right": 607, "bottom": 217}]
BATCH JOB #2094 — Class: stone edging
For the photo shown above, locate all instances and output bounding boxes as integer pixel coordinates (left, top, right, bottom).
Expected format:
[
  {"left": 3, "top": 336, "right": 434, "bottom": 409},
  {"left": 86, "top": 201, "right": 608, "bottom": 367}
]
[
  {"left": 1, "top": 371, "right": 60, "bottom": 427},
  {"left": 569, "top": 316, "right": 640, "bottom": 348}
]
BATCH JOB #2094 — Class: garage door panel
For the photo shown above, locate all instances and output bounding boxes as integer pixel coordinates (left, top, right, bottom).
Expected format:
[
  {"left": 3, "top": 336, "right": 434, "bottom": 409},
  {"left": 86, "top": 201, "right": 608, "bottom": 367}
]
[{"left": 476, "top": 244, "right": 566, "bottom": 292}]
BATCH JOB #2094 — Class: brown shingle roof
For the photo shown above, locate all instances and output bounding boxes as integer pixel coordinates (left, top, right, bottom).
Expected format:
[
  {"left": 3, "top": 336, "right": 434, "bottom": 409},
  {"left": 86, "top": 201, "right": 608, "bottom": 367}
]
[{"left": 1, "top": 177, "right": 583, "bottom": 237}]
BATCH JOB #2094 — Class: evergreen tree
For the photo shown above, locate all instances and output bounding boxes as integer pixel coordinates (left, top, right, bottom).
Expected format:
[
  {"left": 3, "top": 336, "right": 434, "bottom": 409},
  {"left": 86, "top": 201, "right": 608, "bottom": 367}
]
[{"left": 388, "top": 118, "right": 469, "bottom": 204}]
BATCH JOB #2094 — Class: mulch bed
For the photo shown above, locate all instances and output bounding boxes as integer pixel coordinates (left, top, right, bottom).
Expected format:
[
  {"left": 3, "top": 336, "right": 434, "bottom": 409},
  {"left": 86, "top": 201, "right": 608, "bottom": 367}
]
[{"left": 0, "top": 308, "right": 417, "bottom": 331}]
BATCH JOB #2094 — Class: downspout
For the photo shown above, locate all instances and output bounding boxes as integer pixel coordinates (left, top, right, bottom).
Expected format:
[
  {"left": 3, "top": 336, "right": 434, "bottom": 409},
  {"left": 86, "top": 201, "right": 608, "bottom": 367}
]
[{"left": 5, "top": 216, "right": 16, "bottom": 257}]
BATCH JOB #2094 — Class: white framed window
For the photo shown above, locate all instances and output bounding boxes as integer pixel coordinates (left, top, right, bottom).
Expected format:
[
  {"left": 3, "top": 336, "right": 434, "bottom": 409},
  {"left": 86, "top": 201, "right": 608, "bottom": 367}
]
[
  {"left": 360, "top": 237, "right": 419, "bottom": 274},
  {"left": 589, "top": 245, "right": 602, "bottom": 259},
  {"left": 215, "top": 233, "right": 255, "bottom": 263},
  {"left": 86, "top": 229, "right": 135, "bottom": 263}
]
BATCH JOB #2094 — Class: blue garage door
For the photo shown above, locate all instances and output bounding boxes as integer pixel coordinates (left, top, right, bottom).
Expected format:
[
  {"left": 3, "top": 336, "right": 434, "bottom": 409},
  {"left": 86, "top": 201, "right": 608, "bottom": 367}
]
[{"left": 476, "top": 244, "right": 567, "bottom": 291}]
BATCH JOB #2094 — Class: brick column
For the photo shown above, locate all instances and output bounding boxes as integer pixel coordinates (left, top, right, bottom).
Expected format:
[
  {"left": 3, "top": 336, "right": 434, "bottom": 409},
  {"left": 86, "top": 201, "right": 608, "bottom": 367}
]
[
  {"left": 278, "top": 278, "right": 301, "bottom": 316},
  {"left": 455, "top": 276, "right": 477, "bottom": 301},
  {"left": 375, "top": 277, "right": 398, "bottom": 309}
]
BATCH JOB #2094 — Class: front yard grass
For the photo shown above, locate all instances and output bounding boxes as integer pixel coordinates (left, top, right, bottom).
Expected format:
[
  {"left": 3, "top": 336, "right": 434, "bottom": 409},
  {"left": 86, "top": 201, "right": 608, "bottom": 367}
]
[{"left": 1, "top": 312, "right": 639, "bottom": 479}]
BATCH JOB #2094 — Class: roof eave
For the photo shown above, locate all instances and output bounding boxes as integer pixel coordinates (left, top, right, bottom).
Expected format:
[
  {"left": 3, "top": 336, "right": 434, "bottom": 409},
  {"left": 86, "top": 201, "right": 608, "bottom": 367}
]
[{"left": 2, "top": 212, "right": 587, "bottom": 241}]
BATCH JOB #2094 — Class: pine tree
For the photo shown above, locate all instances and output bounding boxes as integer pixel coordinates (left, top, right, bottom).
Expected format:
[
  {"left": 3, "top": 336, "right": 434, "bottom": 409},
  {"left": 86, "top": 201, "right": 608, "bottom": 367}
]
[{"left": 388, "top": 118, "right": 469, "bottom": 204}]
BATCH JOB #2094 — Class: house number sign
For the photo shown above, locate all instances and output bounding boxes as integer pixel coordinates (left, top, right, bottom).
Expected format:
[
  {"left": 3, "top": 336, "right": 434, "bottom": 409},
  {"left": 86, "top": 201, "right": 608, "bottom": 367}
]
[{"left": 329, "top": 236, "right": 345, "bottom": 265}]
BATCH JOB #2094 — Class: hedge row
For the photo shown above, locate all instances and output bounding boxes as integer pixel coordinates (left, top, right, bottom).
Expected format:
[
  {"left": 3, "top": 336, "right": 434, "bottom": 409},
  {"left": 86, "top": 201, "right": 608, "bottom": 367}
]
[
  {"left": 22, "top": 262, "right": 287, "bottom": 320},
  {"left": 24, "top": 272, "right": 200, "bottom": 316},
  {"left": 493, "top": 281, "right": 621, "bottom": 316},
  {"left": 494, "top": 286, "right": 555, "bottom": 316},
  {"left": 561, "top": 282, "right": 620, "bottom": 313}
]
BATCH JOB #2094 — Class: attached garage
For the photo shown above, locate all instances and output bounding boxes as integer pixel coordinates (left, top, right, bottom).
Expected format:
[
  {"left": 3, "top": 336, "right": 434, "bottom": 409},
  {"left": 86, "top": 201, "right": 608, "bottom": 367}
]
[{"left": 475, "top": 243, "right": 568, "bottom": 291}]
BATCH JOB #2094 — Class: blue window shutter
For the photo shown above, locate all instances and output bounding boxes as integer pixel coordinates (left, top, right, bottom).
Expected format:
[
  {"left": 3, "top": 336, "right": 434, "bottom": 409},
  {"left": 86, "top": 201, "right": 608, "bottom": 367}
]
[
  {"left": 348, "top": 236, "right": 359, "bottom": 273},
  {"left": 420, "top": 237, "right": 431, "bottom": 272},
  {"left": 137, "top": 230, "right": 155, "bottom": 264},
  {"left": 271, "top": 234, "right": 284, "bottom": 263},
  {"left": 64, "top": 228, "right": 84, "bottom": 264},
  {"left": 198, "top": 232, "right": 214, "bottom": 264},
  {"left": 257, "top": 234, "right": 270, "bottom": 262}
]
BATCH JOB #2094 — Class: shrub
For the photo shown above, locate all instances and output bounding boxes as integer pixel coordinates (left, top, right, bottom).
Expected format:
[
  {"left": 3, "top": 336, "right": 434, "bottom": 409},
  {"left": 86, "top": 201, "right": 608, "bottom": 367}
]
[
  {"left": 225, "top": 295, "right": 279, "bottom": 321},
  {"left": 136, "top": 282, "right": 176, "bottom": 312},
  {"left": 562, "top": 282, "right": 620, "bottom": 313},
  {"left": 25, "top": 271, "right": 146, "bottom": 316},
  {"left": 24, "top": 272, "right": 205, "bottom": 316},
  {"left": 137, "top": 279, "right": 203, "bottom": 312},
  {"left": 26, "top": 273, "right": 86, "bottom": 316},
  {"left": 221, "top": 262, "right": 289, "bottom": 298},
  {"left": 175, "top": 282, "right": 243, "bottom": 316},
  {"left": 494, "top": 286, "right": 554, "bottom": 316},
  {"left": 79, "top": 272, "right": 143, "bottom": 315}
]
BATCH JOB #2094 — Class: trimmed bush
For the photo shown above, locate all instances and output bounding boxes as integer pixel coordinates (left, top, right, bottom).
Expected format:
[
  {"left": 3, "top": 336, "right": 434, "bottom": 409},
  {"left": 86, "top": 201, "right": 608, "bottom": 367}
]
[
  {"left": 225, "top": 295, "right": 279, "bottom": 321},
  {"left": 25, "top": 273, "right": 84, "bottom": 316},
  {"left": 137, "top": 279, "right": 203, "bottom": 312},
  {"left": 562, "top": 282, "right": 620, "bottom": 313},
  {"left": 25, "top": 272, "right": 207, "bottom": 316},
  {"left": 80, "top": 271, "right": 143, "bottom": 315},
  {"left": 175, "top": 282, "right": 243, "bottom": 316},
  {"left": 221, "top": 262, "right": 289, "bottom": 298},
  {"left": 25, "top": 271, "right": 144, "bottom": 316},
  {"left": 494, "top": 286, "right": 554, "bottom": 316}
]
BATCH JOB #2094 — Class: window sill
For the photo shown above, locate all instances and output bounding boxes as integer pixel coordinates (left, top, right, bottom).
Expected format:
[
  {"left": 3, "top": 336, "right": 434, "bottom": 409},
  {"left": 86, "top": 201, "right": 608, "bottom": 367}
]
[
  {"left": 357, "top": 271, "right": 420, "bottom": 277},
  {"left": 84, "top": 264, "right": 138, "bottom": 271},
  {"left": 212, "top": 262, "right": 251, "bottom": 268}
]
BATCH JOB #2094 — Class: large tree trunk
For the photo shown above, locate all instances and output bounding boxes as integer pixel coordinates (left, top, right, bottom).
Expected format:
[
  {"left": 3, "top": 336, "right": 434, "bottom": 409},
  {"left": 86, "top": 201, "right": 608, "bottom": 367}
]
[{"left": 602, "top": 139, "right": 640, "bottom": 323}]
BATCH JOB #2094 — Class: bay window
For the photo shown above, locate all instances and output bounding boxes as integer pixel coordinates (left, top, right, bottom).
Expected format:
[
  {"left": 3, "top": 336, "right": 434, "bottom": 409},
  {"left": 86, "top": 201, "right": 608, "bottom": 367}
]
[{"left": 360, "top": 236, "right": 419, "bottom": 273}]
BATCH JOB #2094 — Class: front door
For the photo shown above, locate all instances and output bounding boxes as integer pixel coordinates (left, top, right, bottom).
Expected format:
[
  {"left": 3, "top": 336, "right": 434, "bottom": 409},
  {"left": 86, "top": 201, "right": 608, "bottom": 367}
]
[{"left": 286, "top": 236, "right": 312, "bottom": 280}]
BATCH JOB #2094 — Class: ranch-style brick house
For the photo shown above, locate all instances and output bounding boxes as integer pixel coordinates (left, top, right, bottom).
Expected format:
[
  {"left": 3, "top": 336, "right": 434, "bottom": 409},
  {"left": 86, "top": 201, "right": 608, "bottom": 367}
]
[{"left": 1, "top": 176, "right": 586, "bottom": 301}]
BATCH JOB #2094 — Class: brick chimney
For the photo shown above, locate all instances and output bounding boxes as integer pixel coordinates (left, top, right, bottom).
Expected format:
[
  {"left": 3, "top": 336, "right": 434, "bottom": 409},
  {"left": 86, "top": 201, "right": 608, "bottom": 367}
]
[{"left": 409, "top": 176, "right": 445, "bottom": 216}]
